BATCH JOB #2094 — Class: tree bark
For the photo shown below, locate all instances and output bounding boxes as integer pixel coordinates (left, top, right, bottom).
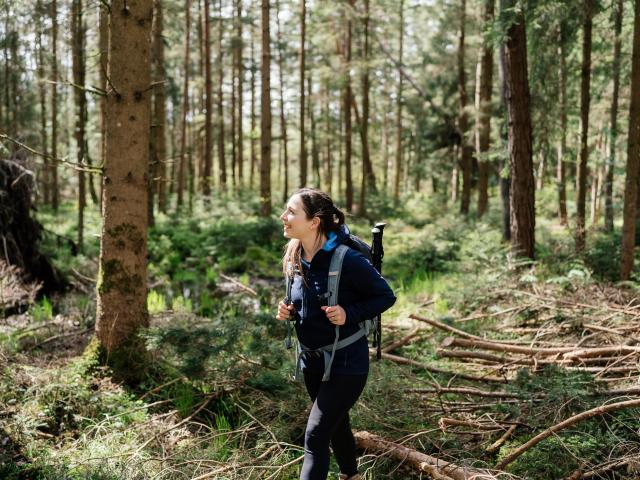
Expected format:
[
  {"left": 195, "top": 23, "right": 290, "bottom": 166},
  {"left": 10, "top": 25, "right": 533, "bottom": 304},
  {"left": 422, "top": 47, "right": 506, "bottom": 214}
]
[
  {"left": 177, "top": 0, "right": 191, "bottom": 209},
  {"left": 575, "top": 0, "right": 594, "bottom": 252},
  {"left": 72, "top": 0, "right": 86, "bottom": 249},
  {"left": 36, "top": 0, "right": 49, "bottom": 205},
  {"left": 96, "top": 0, "right": 152, "bottom": 367},
  {"left": 620, "top": 0, "right": 640, "bottom": 280},
  {"left": 557, "top": 27, "right": 568, "bottom": 225},
  {"left": 202, "top": 0, "right": 212, "bottom": 196},
  {"left": 605, "top": 0, "right": 624, "bottom": 232},
  {"left": 217, "top": 0, "right": 226, "bottom": 190},
  {"left": 260, "top": 0, "right": 272, "bottom": 216},
  {"left": 309, "top": 73, "right": 321, "bottom": 187},
  {"left": 393, "top": 0, "right": 404, "bottom": 203},
  {"left": 458, "top": 0, "right": 472, "bottom": 215},
  {"left": 275, "top": 0, "right": 289, "bottom": 202},
  {"left": 504, "top": 2, "right": 534, "bottom": 259},
  {"left": 359, "top": 0, "right": 375, "bottom": 214},
  {"left": 476, "top": 0, "right": 494, "bottom": 218},
  {"left": 50, "top": 0, "right": 59, "bottom": 211},
  {"left": 250, "top": 23, "right": 257, "bottom": 190},
  {"left": 344, "top": 5, "right": 354, "bottom": 211},
  {"left": 236, "top": 0, "right": 244, "bottom": 185},
  {"left": 299, "top": 0, "right": 307, "bottom": 188}
]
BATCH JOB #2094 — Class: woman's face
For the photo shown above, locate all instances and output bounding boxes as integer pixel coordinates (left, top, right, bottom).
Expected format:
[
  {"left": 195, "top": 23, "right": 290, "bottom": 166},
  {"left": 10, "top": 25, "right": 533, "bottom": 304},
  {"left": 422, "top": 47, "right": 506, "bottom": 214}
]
[{"left": 280, "top": 194, "right": 318, "bottom": 240}]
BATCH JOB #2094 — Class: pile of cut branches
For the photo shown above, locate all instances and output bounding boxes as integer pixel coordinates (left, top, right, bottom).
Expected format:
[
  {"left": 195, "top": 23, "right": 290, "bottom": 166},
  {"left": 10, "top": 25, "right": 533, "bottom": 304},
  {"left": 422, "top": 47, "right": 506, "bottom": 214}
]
[{"left": 355, "top": 282, "right": 640, "bottom": 479}]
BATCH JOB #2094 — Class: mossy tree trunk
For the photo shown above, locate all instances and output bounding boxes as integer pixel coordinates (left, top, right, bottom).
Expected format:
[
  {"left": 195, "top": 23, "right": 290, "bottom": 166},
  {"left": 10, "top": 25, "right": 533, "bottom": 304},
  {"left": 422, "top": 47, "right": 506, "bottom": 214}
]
[
  {"left": 95, "top": 0, "right": 153, "bottom": 379},
  {"left": 260, "top": 0, "right": 272, "bottom": 216}
]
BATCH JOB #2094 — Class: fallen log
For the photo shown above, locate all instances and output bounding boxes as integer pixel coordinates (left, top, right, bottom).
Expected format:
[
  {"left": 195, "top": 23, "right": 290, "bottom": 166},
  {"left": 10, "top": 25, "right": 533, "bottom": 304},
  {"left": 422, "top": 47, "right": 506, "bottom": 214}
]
[
  {"left": 562, "top": 346, "right": 640, "bottom": 360},
  {"left": 354, "top": 430, "right": 499, "bottom": 480},
  {"left": 371, "top": 350, "right": 507, "bottom": 383},
  {"left": 441, "top": 336, "right": 576, "bottom": 356},
  {"left": 406, "top": 387, "right": 521, "bottom": 399},
  {"left": 495, "top": 398, "right": 640, "bottom": 469}
]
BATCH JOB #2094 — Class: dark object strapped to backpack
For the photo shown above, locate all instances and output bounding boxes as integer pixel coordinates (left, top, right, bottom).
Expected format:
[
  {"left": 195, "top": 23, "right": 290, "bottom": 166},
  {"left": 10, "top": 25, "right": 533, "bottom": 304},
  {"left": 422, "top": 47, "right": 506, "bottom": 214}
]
[{"left": 284, "top": 224, "right": 386, "bottom": 382}]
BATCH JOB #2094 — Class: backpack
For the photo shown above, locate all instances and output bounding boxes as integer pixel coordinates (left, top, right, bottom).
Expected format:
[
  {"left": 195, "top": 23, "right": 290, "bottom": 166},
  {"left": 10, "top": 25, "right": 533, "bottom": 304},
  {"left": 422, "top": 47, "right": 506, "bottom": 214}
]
[{"left": 284, "top": 233, "right": 379, "bottom": 382}]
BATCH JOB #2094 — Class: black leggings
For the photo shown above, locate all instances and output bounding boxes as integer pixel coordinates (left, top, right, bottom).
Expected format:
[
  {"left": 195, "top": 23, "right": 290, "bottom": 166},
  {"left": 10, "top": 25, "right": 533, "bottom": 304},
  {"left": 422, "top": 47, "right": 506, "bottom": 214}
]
[{"left": 300, "top": 370, "right": 368, "bottom": 480}]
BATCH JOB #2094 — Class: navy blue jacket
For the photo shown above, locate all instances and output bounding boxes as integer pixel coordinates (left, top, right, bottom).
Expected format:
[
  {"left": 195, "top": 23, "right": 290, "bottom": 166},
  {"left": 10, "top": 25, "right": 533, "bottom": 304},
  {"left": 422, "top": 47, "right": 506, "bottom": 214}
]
[{"left": 290, "top": 226, "right": 396, "bottom": 376}]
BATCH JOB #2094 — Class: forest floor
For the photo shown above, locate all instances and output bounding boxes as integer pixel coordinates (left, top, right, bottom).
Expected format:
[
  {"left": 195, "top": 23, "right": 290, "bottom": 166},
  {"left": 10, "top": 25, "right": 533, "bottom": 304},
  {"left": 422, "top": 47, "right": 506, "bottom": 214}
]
[{"left": 1, "top": 192, "right": 640, "bottom": 480}]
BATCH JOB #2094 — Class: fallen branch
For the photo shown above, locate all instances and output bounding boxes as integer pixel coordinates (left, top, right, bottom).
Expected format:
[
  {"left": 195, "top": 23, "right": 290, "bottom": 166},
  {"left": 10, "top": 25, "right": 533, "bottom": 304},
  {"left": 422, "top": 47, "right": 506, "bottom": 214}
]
[
  {"left": 218, "top": 273, "right": 258, "bottom": 296},
  {"left": 485, "top": 420, "right": 520, "bottom": 455},
  {"left": 381, "top": 327, "right": 421, "bottom": 354},
  {"left": 495, "top": 398, "right": 640, "bottom": 469},
  {"left": 441, "top": 336, "right": 576, "bottom": 356},
  {"left": 27, "top": 327, "right": 92, "bottom": 350},
  {"left": 406, "top": 387, "right": 520, "bottom": 399},
  {"left": 371, "top": 350, "right": 507, "bottom": 383},
  {"left": 354, "top": 430, "right": 499, "bottom": 480},
  {"left": 562, "top": 346, "right": 640, "bottom": 361},
  {"left": 410, "top": 314, "right": 484, "bottom": 340}
]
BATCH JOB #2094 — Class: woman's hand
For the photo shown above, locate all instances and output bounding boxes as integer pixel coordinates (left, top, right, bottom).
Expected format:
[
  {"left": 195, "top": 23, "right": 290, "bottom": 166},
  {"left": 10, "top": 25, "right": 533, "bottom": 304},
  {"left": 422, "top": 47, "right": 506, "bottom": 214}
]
[
  {"left": 276, "top": 300, "right": 296, "bottom": 321},
  {"left": 321, "top": 305, "right": 346, "bottom": 326}
]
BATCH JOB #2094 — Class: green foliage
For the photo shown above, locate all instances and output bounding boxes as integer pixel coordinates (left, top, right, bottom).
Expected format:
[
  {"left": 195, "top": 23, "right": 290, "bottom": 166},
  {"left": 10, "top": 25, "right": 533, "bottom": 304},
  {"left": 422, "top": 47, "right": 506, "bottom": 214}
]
[
  {"left": 146, "top": 290, "right": 167, "bottom": 314},
  {"left": 29, "top": 296, "right": 53, "bottom": 322}
]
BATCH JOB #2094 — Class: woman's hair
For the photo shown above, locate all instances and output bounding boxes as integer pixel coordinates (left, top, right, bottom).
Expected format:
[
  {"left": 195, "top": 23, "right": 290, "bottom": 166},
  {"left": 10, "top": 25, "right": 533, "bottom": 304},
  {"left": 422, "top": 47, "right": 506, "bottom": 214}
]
[{"left": 282, "top": 188, "right": 346, "bottom": 280}]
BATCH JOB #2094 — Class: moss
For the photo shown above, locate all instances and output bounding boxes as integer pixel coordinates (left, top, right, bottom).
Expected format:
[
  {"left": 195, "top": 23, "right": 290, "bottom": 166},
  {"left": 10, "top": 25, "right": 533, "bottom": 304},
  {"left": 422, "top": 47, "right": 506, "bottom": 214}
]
[
  {"left": 107, "top": 223, "right": 145, "bottom": 255},
  {"left": 98, "top": 258, "right": 143, "bottom": 296},
  {"left": 99, "top": 335, "right": 150, "bottom": 386}
]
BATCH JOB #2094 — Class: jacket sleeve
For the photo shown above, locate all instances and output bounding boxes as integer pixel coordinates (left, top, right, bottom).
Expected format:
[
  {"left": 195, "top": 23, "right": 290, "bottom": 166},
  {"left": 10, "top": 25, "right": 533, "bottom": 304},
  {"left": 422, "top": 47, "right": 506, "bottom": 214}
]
[{"left": 340, "top": 250, "right": 396, "bottom": 325}]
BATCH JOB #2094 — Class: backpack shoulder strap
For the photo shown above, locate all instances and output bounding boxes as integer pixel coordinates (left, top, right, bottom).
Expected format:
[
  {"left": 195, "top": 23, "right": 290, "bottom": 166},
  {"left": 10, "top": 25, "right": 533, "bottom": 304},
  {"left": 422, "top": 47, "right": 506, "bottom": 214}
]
[{"left": 328, "top": 244, "right": 349, "bottom": 307}]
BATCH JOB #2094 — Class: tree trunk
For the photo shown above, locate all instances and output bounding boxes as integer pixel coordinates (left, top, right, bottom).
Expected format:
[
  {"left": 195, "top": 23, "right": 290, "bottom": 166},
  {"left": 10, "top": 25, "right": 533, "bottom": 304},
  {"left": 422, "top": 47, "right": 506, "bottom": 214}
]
[
  {"left": 177, "top": 0, "right": 191, "bottom": 209},
  {"left": 95, "top": 0, "right": 152, "bottom": 376},
  {"left": 236, "top": 0, "right": 244, "bottom": 185},
  {"left": 504, "top": 2, "right": 534, "bottom": 259},
  {"left": 72, "top": 0, "right": 86, "bottom": 249},
  {"left": 50, "top": 0, "right": 59, "bottom": 211},
  {"left": 275, "top": 0, "right": 289, "bottom": 202},
  {"left": 324, "top": 84, "right": 333, "bottom": 194},
  {"left": 344, "top": 4, "right": 354, "bottom": 211},
  {"left": 393, "top": 0, "right": 404, "bottom": 203},
  {"left": 217, "top": 0, "right": 226, "bottom": 190},
  {"left": 250, "top": 24, "right": 257, "bottom": 190},
  {"left": 620, "top": 0, "right": 640, "bottom": 280},
  {"left": 557, "top": 27, "right": 568, "bottom": 225},
  {"left": 476, "top": 0, "right": 494, "bottom": 218},
  {"left": 299, "top": 0, "right": 307, "bottom": 188},
  {"left": 260, "top": 0, "right": 272, "bottom": 216},
  {"left": 576, "top": 0, "right": 594, "bottom": 252},
  {"left": 605, "top": 0, "right": 623, "bottom": 232},
  {"left": 309, "top": 73, "right": 321, "bottom": 187},
  {"left": 99, "top": 0, "right": 109, "bottom": 211},
  {"left": 36, "top": 0, "right": 49, "bottom": 205},
  {"left": 458, "top": 0, "right": 472, "bottom": 215},
  {"left": 359, "top": 0, "right": 375, "bottom": 214},
  {"left": 230, "top": 4, "right": 237, "bottom": 189},
  {"left": 202, "top": 0, "right": 212, "bottom": 196}
]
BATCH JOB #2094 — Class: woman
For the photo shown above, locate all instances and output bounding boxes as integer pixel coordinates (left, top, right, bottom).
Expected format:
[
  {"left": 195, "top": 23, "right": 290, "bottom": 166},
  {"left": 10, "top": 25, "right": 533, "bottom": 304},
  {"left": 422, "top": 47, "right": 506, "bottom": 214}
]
[{"left": 276, "top": 188, "right": 396, "bottom": 480}]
